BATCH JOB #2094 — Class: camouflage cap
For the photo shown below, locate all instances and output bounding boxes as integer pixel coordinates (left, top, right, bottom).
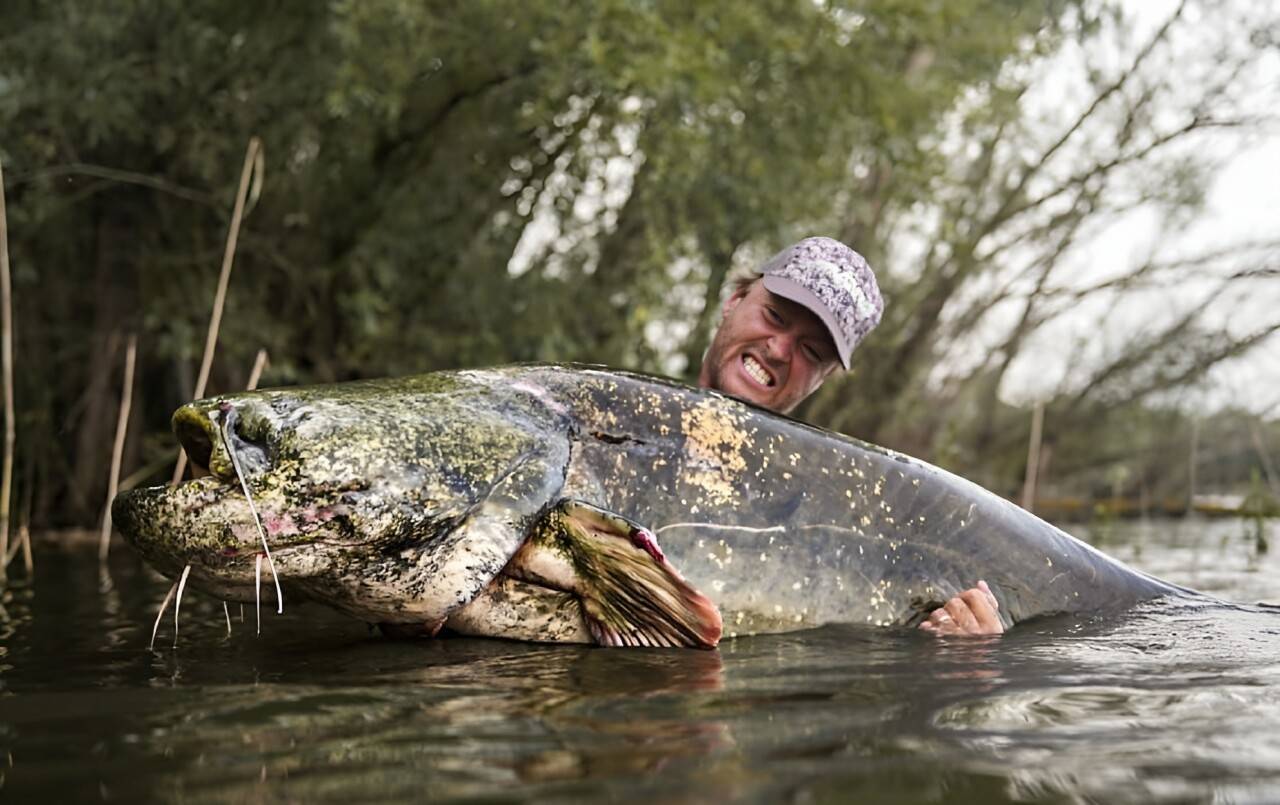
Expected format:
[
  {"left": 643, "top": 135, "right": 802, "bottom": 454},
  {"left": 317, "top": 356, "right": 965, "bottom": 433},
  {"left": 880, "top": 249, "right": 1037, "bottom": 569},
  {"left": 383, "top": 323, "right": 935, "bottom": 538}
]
[{"left": 758, "top": 236, "right": 883, "bottom": 369}]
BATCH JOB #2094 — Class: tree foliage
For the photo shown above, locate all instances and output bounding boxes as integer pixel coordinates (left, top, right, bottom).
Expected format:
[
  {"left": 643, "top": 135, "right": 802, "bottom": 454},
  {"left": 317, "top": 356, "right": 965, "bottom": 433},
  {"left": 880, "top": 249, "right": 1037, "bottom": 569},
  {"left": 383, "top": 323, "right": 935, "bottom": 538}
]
[
  {"left": 0, "top": 0, "right": 1274, "bottom": 528},
  {"left": 800, "top": 0, "right": 1280, "bottom": 495}
]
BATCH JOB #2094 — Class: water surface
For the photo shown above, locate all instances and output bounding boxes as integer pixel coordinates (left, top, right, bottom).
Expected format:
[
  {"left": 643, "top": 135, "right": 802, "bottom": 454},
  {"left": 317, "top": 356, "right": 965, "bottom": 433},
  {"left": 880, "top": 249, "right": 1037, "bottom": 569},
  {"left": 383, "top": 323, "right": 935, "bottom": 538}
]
[{"left": 1, "top": 518, "right": 1277, "bottom": 803}]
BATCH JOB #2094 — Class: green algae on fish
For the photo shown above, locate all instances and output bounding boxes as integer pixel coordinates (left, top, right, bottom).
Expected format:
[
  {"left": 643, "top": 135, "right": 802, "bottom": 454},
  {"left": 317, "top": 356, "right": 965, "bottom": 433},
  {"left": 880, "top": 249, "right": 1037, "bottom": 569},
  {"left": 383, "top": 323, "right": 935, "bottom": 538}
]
[{"left": 113, "top": 364, "right": 1187, "bottom": 648}]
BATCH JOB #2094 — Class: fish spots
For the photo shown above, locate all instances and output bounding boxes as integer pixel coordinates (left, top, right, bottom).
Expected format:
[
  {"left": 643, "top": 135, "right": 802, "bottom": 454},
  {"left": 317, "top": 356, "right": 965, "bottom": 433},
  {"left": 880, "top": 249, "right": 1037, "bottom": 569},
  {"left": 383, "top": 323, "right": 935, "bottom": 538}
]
[
  {"left": 680, "top": 400, "right": 751, "bottom": 507},
  {"left": 866, "top": 578, "right": 895, "bottom": 617},
  {"left": 705, "top": 540, "right": 734, "bottom": 571}
]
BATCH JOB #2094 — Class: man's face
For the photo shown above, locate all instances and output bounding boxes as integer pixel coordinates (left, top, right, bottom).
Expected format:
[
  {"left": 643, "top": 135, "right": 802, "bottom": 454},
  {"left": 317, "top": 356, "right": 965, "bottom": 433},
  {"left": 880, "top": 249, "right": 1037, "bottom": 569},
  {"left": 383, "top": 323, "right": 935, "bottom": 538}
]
[{"left": 698, "top": 280, "right": 840, "bottom": 414}]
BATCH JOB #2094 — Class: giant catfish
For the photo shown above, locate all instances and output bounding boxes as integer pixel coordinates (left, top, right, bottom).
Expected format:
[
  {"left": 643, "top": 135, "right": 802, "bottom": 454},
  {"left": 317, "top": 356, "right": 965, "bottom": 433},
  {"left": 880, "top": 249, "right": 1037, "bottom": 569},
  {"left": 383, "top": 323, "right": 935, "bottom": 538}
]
[{"left": 112, "top": 364, "right": 1185, "bottom": 648}]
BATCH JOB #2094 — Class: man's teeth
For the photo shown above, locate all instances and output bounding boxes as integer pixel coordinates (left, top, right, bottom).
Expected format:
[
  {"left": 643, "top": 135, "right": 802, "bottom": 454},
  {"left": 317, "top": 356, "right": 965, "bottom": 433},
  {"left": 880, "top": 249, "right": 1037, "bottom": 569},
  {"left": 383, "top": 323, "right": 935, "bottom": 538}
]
[{"left": 743, "top": 355, "right": 773, "bottom": 386}]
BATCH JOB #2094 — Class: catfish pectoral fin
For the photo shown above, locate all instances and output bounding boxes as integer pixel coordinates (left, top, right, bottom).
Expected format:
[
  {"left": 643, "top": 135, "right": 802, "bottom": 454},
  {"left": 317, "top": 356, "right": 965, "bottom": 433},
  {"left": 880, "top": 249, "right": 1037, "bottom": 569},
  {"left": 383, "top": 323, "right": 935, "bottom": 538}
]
[
  {"left": 516, "top": 500, "right": 722, "bottom": 649},
  {"left": 577, "top": 541, "right": 722, "bottom": 649}
]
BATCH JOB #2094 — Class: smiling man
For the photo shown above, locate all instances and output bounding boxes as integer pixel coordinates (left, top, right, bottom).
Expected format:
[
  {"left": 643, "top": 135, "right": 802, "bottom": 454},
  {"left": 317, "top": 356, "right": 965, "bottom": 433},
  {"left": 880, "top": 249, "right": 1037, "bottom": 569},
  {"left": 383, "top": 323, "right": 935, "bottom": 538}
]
[
  {"left": 698, "top": 236, "right": 1003, "bottom": 637},
  {"left": 698, "top": 236, "right": 880, "bottom": 414}
]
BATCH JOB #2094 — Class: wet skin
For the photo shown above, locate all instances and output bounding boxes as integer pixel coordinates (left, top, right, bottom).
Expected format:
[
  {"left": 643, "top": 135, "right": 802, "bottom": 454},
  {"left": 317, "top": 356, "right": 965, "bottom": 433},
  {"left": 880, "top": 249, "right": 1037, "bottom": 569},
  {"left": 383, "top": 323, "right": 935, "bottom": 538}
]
[
  {"left": 919, "top": 580, "right": 1003, "bottom": 636},
  {"left": 698, "top": 281, "right": 1002, "bottom": 636}
]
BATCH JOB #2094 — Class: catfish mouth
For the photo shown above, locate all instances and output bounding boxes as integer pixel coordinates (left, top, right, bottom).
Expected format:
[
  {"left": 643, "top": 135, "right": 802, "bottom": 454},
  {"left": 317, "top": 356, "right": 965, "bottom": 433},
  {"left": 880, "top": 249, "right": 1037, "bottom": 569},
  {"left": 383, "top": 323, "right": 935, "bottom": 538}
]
[
  {"left": 163, "top": 401, "right": 363, "bottom": 557},
  {"left": 134, "top": 403, "right": 289, "bottom": 568}
]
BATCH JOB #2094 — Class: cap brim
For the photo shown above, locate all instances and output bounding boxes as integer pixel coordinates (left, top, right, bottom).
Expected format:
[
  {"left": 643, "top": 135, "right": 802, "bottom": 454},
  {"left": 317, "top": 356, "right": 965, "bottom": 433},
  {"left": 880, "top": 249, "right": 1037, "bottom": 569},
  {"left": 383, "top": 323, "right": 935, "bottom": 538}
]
[{"left": 760, "top": 275, "right": 851, "bottom": 369}]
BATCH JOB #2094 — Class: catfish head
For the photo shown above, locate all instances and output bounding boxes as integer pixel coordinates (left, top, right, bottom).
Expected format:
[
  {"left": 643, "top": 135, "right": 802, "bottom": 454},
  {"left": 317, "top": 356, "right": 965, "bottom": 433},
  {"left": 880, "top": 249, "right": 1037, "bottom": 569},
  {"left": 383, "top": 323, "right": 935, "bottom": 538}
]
[{"left": 113, "top": 374, "right": 570, "bottom": 626}]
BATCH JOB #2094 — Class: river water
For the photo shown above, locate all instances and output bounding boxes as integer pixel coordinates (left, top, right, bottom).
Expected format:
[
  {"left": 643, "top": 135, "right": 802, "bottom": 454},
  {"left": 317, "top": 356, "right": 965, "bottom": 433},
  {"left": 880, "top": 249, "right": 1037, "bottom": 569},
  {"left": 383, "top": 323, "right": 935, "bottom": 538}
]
[{"left": 1, "top": 518, "right": 1277, "bottom": 803}]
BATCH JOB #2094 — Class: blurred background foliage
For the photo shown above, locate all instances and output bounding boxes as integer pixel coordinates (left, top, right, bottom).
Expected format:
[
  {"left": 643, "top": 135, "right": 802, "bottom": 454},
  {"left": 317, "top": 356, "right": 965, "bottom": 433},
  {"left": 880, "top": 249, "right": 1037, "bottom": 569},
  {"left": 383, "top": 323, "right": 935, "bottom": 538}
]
[{"left": 1, "top": 0, "right": 1277, "bottom": 529}]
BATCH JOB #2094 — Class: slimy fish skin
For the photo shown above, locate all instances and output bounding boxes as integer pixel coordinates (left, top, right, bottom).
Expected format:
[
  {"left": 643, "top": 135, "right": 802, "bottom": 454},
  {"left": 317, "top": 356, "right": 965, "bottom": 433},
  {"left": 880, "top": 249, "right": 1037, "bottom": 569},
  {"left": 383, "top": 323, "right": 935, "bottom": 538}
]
[{"left": 113, "top": 365, "right": 1186, "bottom": 647}]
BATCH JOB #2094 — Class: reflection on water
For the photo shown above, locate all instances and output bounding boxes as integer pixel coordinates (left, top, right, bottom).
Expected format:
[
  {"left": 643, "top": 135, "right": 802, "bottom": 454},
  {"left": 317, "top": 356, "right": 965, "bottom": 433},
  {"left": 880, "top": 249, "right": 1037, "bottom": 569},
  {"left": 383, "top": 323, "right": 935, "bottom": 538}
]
[{"left": 0, "top": 519, "right": 1278, "bottom": 803}]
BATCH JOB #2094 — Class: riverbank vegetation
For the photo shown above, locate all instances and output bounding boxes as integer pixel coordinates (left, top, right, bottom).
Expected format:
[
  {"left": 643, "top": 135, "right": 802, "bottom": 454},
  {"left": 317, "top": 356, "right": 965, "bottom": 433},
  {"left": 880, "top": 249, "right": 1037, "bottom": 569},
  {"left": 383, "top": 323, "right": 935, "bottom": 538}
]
[{"left": 1, "top": 0, "right": 1277, "bottom": 535}]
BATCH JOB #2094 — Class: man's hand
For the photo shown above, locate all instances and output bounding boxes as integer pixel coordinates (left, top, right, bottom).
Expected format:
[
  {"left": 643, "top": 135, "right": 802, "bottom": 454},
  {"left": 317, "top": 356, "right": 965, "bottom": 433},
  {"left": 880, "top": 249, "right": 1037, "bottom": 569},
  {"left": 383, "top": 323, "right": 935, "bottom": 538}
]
[{"left": 919, "top": 580, "right": 1004, "bottom": 636}]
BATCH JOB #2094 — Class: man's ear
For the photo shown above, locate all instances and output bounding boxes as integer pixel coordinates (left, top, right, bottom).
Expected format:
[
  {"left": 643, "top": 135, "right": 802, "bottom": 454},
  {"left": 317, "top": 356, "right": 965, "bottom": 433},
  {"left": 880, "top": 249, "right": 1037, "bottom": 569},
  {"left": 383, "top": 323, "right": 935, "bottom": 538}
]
[{"left": 722, "top": 285, "right": 749, "bottom": 316}]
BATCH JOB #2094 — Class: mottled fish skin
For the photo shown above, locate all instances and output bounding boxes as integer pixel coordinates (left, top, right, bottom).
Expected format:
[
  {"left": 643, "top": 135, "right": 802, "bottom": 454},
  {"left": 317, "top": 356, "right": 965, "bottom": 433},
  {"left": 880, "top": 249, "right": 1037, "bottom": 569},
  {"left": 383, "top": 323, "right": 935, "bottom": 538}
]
[
  {"left": 116, "top": 371, "right": 573, "bottom": 630},
  {"left": 113, "top": 364, "right": 1187, "bottom": 643}
]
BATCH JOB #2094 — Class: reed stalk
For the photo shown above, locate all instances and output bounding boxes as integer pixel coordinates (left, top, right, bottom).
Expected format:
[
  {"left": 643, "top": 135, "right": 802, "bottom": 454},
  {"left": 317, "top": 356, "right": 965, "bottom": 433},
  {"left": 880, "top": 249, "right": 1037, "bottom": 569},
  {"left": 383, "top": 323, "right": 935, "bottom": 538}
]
[
  {"left": 1249, "top": 420, "right": 1280, "bottom": 500},
  {"left": 0, "top": 161, "right": 15, "bottom": 571},
  {"left": 19, "top": 446, "right": 33, "bottom": 573},
  {"left": 1188, "top": 417, "right": 1201, "bottom": 516},
  {"left": 17, "top": 527, "right": 29, "bottom": 572},
  {"left": 172, "top": 137, "right": 264, "bottom": 485},
  {"left": 3, "top": 533, "right": 20, "bottom": 566},
  {"left": 246, "top": 348, "right": 269, "bottom": 391},
  {"left": 99, "top": 334, "right": 137, "bottom": 560},
  {"left": 1020, "top": 402, "right": 1045, "bottom": 512},
  {"left": 6, "top": 520, "right": 31, "bottom": 574}
]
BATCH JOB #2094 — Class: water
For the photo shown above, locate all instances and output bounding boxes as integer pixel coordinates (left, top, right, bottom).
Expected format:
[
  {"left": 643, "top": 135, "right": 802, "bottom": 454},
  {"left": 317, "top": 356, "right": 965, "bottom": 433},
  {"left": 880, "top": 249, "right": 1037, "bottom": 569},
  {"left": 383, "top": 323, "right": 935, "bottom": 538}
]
[{"left": 1, "top": 519, "right": 1277, "bottom": 803}]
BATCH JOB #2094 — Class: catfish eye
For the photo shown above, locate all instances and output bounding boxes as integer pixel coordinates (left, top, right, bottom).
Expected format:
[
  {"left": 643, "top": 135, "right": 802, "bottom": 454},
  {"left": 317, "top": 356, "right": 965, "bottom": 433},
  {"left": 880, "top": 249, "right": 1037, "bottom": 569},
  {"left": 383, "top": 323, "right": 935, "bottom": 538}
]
[
  {"left": 233, "top": 411, "right": 271, "bottom": 449},
  {"left": 222, "top": 407, "right": 272, "bottom": 474}
]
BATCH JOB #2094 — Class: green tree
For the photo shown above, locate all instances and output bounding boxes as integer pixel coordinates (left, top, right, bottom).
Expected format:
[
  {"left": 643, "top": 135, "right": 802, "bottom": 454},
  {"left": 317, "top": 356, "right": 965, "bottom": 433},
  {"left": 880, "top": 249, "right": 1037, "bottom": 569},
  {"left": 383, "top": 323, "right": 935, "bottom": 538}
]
[{"left": 3, "top": 0, "right": 1066, "bottom": 528}]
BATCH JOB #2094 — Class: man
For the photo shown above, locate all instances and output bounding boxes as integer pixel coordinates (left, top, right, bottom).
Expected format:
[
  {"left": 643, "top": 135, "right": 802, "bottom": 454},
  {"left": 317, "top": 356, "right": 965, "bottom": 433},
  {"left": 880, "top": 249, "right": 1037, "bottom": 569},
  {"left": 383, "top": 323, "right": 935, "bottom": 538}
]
[{"left": 698, "top": 236, "right": 1003, "bottom": 637}]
